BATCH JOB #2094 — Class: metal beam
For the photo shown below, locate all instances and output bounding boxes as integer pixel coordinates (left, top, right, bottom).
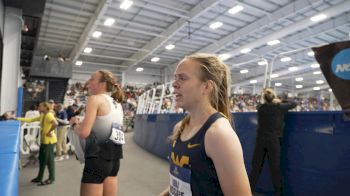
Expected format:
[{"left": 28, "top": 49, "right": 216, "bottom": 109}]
[
  {"left": 69, "top": 0, "right": 112, "bottom": 62},
  {"left": 224, "top": 0, "right": 350, "bottom": 58},
  {"left": 121, "top": 0, "right": 220, "bottom": 69},
  {"left": 89, "top": 40, "right": 150, "bottom": 52},
  {"left": 198, "top": 0, "right": 322, "bottom": 54},
  {"left": 97, "top": 24, "right": 165, "bottom": 38},
  {"left": 81, "top": 53, "right": 138, "bottom": 61}
]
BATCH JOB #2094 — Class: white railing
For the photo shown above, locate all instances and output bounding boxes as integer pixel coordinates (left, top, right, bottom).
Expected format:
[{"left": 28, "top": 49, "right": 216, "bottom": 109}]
[
  {"left": 20, "top": 122, "right": 72, "bottom": 155},
  {"left": 136, "top": 82, "right": 181, "bottom": 114}
]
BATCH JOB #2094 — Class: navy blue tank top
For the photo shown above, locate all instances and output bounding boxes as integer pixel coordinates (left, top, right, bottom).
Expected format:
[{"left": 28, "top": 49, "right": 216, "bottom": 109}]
[{"left": 169, "top": 112, "right": 224, "bottom": 196}]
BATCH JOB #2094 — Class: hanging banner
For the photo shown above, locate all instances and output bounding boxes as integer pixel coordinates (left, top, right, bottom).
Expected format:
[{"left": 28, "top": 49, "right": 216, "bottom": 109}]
[{"left": 312, "top": 41, "right": 350, "bottom": 117}]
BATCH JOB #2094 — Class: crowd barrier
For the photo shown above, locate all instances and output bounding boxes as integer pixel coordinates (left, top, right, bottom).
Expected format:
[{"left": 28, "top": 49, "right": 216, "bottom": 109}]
[
  {"left": 133, "top": 111, "right": 350, "bottom": 196},
  {"left": 0, "top": 121, "right": 20, "bottom": 196}
]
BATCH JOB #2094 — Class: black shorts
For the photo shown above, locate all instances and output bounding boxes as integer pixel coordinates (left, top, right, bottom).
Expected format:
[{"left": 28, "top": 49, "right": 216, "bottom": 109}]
[{"left": 81, "top": 157, "right": 120, "bottom": 184}]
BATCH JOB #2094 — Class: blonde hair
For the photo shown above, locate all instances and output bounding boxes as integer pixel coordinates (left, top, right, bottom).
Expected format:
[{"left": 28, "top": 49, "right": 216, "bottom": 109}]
[
  {"left": 40, "top": 102, "right": 52, "bottom": 112},
  {"left": 171, "top": 53, "right": 232, "bottom": 140},
  {"left": 263, "top": 88, "right": 276, "bottom": 103},
  {"left": 98, "top": 70, "right": 124, "bottom": 103}
]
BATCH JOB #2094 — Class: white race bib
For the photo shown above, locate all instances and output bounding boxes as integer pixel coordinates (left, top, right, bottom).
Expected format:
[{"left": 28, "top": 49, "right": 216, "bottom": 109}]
[
  {"left": 109, "top": 122, "right": 125, "bottom": 145},
  {"left": 169, "top": 163, "right": 192, "bottom": 196}
]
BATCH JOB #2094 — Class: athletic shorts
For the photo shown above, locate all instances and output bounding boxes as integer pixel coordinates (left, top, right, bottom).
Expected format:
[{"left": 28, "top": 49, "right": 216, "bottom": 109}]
[{"left": 81, "top": 157, "right": 120, "bottom": 184}]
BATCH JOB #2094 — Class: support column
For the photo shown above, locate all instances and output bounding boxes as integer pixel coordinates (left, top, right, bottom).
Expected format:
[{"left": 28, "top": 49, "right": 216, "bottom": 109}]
[{"left": 1, "top": 7, "right": 22, "bottom": 113}]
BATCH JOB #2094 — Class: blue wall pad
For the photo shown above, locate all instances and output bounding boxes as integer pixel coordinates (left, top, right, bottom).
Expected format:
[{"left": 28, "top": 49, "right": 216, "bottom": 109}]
[{"left": 134, "top": 111, "right": 350, "bottom": 196}]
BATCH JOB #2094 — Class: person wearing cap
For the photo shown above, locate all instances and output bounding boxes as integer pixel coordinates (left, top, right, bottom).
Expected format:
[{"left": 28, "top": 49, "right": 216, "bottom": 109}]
[{"left": 249, "top": 88, "right": 296, "bottom": 196}]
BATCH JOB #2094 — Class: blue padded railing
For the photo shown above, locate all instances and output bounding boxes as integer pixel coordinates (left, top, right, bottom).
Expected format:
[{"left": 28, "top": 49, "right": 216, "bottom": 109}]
[
  {"left": 0, "top": 121, "right": 20, "bottom": 196},
  {"left": 133, "top": 111, "right": 350, "bottom": 196}
]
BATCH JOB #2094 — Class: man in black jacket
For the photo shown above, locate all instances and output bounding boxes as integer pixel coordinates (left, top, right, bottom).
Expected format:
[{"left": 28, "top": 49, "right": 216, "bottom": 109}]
[{"left": 249, "top": 88, "right": 296, "bottom": 196}]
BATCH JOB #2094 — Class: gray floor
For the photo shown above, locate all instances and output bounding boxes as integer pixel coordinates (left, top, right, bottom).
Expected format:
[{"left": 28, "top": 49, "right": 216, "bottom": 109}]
[{"left": 19, "top": 132, "right": 169, "bottom": 196}]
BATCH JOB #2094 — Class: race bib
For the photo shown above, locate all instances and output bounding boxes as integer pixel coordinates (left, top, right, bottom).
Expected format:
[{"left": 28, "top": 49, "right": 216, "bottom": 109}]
[
  {"left": 109, "top": 122, "right": 125, "bottom": 145},
  {"left": 169, "top": 163, "right": 192, "bottom": 196}
]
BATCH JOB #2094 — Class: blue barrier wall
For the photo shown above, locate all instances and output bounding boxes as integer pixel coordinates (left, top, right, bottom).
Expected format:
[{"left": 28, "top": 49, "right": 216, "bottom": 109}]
[
  {"left": 133, "top": 112, "right": 350, "bottom": 196},
  {"left": 0, "top": 121, "right": 20, "bottom": 196}
]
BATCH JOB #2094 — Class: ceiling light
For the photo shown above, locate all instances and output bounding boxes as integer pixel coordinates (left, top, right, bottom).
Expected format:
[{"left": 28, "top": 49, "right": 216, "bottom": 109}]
[
  {"left": 240, "top": 48, "right": 251, "bottom": 54},
  {"left": 209, "top": 21, "right": 223, "bottom": 29},
  {"left": 228, "top": 5, "right": 244, "bottom": 14},
  {"left": 151, "top": 57, "right": 160, "bottom": 62},
  {"left": 92, "top": 31, "right": 102, "bottom": 38},
  {"left": 84, "top": 47, "right": 92, "bottom": 53},
  {"left": 240, "top": 69, "right": 248, "bottom": 74},
  {"left": 104, "top": 18, "right": 115, "bottom": 26},
  {"left": 316, "top": 80, "right": 324, "bottom": 84},
  {"left": 329, "top": 88, "right": 332, "bottom": 92},
  {"left": 307, "top": 51, "right": 314, "bottom": 56},
  {"left": 313, "top": 86, "right": 321, "bottom": 91},
  {"left": 75, "top": 61, "right": 83, "bottom": 66},
  {"left": 120, "top": 0, "right": 133, "bottom": 10},
  {"left": 288, "top": 66, "right": 298, "bottom": 71},
  {"left": 296, "top": 85, "right": 303, "bottom": 89},
  {"left": 313, "top": 71, "right": 322, "bottom": 75},
  {"left": 218, "top": 54, "right": 231, "bottom": 61},
  {"left": 275, "top": 83, "right": 282, "bottom": 86},
  {"left": 271, "top": 74, "right": 279, "bottom": 78},
  {"left": 136, "top": 67, "right": 144, "bottom": 72},
  {"left": 258, "top": 61, "right": 267, "bottom": 66},
  {"left": 310, "top": 14, "right": 327, "bottom": 22},
  {"left": 267, "top": 39, "right": 280, "bottom": 46},
  {"left": 310, "top": 63, "right": 320, "bottom": 68},
  {"left": 250, "top": 80, "right": 257, "bottom": 84},
  {"left": 295, "top": 77, "right": 303, "bottom": 81},
  {"left": 280, "top": 57, "right": 291, "bottom": 62},
  {"left": 165, "top": 44, "right": 175, "bottom": 50}
]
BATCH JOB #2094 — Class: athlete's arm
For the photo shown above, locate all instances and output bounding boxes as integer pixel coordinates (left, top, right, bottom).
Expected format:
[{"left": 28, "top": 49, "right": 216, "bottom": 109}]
[
  {"left": 159, "top": 122, "right": 182, "bottom": 196},
  {"left": 158, "top": 186, "right": 170, "bottom": 196},
  {"left": 72, "top": 95, "right": 99, "bottom": 139},
  {"left": 205, "top": 118, "right": 251, "bottom": 196}
]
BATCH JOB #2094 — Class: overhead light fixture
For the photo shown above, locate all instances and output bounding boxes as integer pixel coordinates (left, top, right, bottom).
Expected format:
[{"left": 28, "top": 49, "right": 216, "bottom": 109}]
[
  {"left": 271, "top": 74, "right": 279, "bottom": 78},
  {"left": 258, "top": 61, "right": 267, "bottom": 66},
  {"left": 228, "top": 5, "right": 244, "bottom": 14},
  {"left": 310, "top": 63, "right": 320, "bottom": 68},
  {"left": 288, "top": 66, "right": 298, "bottom": 71},
  {"left": 240, "top": 48, "right": 251, "bottom": 54},
  {"left": 307, "top": 51, "right": 315, "bottom": 56},
  {"left": 165, "top": 44, "right": 175, "bottom": 50},
  {"left": 84, "top": 47, "right": 92, "bottom": 53},
  {"left": 313, "top": 71, "right": 322, "bottom": 75},
  {"left": 240, "top": 69, "right": 248, "bottom": 74},
  {"left": 136, "top": 67, "right": 144, "bottom": 72},
  {"left": 275, "top": 83, "right": 282, "bottom": 86},
  {"left": 104, "top": 18, "right": 115, "bottom": 26},
  {"left": 75, "top": 61, "right": 83, "bottom": 66},
  {"left": 316, "top": 80, "right": 324, "bottom": 84},
  {"left": 250, "top": 80, "right": 257, "bottom": 84},
  {"left": 267, "top": 39, "right": 280, "bottom": 46},
  {"left": 313, "top": 86, "right": 321, "bottom": 91},
  {"left": 92, "top": 31, "right": 102, "bottom": 38},
  {"left": 209, "top": 21, "right": 223, "bottom": 29},
  {"left": 151, "top": 57, "right": 160, "bottom": 62},
  {"left": 329, "top": 88, "right": 332, "bottom": 92},
  {"left": 218, "top": 54, "right": 231, "bottom": 61},
  {"left": 120, "top": 0, "right": 133, "bottom": 10},
  {"left": 295, "top": 77, "right": 303, "bottom": 81},
  {"left": 296, "top": 85, "right": 303, "bottom": 89},
  {"left": 280, "top": 57, "right": 291, "bottom": 62},
  {"left": 310, "top": 14, "right": 327, "bottom": 22}
]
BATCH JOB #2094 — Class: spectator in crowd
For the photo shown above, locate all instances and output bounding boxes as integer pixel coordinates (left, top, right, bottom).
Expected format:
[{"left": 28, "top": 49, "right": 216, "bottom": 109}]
[
  {"left": 69, "top": 70, "right": 124, "bottom": 196},
  {"left": 159, "top": 53, "right": 251, "bottom": 196},
  {"left": 17, "top": 102, "right": 58, "bottom": 185},
  {"left": 54, "top": 103, "right": 69, "bottom": 161},
  {"left": 25, "top": 104, "right": 40, "bottom": 118},
  {"left": 249, "top": 88, "right": 296, "bottom": 196}
]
